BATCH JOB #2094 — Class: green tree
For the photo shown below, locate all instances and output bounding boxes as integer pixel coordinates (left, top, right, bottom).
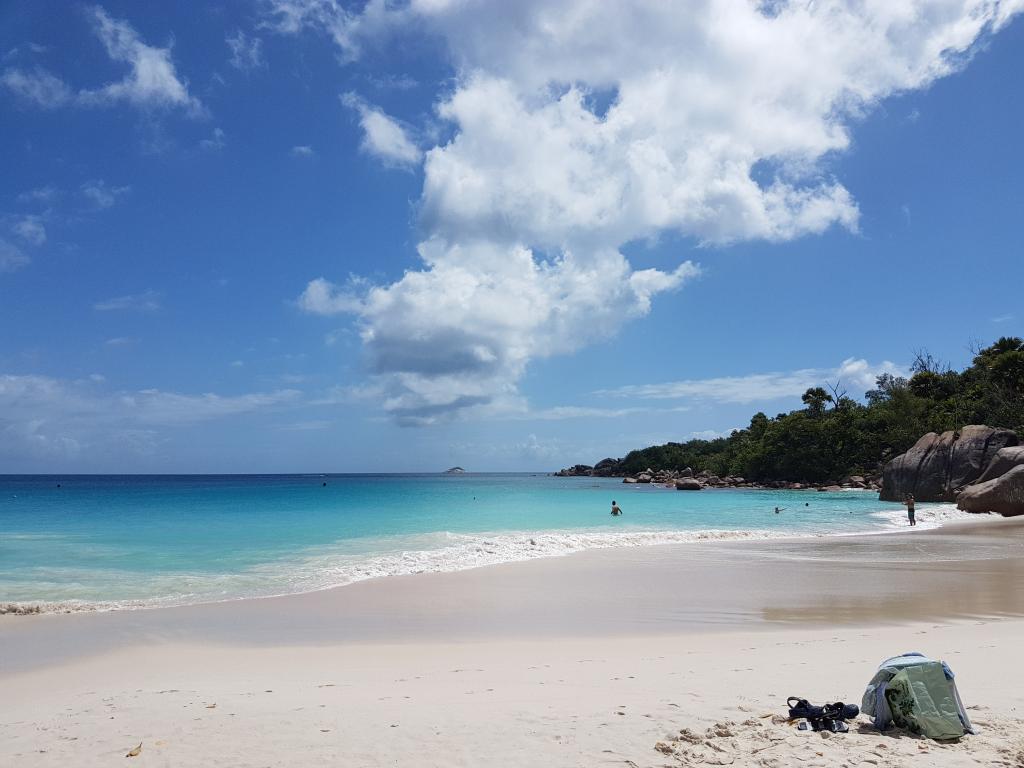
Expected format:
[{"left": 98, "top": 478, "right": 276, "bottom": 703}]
[{"left": 594, "top": 338, "right": 1023, "bottom": 484}]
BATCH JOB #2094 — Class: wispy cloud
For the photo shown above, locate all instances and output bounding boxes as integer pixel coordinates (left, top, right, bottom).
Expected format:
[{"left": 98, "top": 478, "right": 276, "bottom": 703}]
[
  {"left": 226, "top": 30, "right": 265, "bottom": 71},
  {"left": 0, "top": 373, "right": 301, "bottom": 460},
  {"left": 94, "top": 290, "right": 161, "bottom": 312},
  {"left": 507, "top": 405, "right": 690, "bottom": 421},
  {"left": 8, "top": 214, "right": 46, "bottom": 246},
  {"left": 79, "top": 7, "right": 203, "bottom": 115},
  {"left": 3, "top": 8, "right": 202, "bottom": 116},
  {"left": 290, "top": 144, "right": 315, "bottom": 157},
  {"left": 104, "top": 336, "right": 137, "bottom": 347},
  {"left": 366, "top": 73, "right": 418, "bottom": 91},
  {"left": 340, "top": 91, "right": 422, "bottom": 169},
  {"left": 16, "top": 185, "right": 60, "bottom": 204},
  {"left": 11, "top": 215, "right": 47, "bottom": 245},
  {"left": 597, "top": 359, "right": 906, "bottom": 404},
  {"left": 0, "top": 67, "right": 72, "bottom": 108},
  {"left": 81, "top": 179, "right": 131, "bottom": 209},
  {"left": 0, "top": 238, "right": 30, "bottom": 273},
  {"left": 991, "top": 313, "right": 1015, "bottom": 324},
  {"left": 200, "top": 127, "right": 226, "bottom": 151}
]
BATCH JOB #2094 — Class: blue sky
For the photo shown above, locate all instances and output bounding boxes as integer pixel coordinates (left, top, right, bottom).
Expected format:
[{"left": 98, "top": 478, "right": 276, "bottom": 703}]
[{"left": 1, "top": 1, "right": 1022, "bottom": 473}]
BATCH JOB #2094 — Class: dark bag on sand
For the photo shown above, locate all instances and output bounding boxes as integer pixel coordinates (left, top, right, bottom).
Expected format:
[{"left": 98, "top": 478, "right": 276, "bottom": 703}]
[{"left": 787, "top": 697, "right": 859, "bottom": 732}]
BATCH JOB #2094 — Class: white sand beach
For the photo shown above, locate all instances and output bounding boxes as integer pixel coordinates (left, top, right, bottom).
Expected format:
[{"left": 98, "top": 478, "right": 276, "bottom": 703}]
[{"left": 4, "top": 518, "right": 1024, "bottom": 767}]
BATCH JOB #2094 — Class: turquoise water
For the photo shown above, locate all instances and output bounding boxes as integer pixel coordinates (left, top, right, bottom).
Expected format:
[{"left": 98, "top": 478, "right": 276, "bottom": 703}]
[{"left": 0, "top": 474, "right": 965, "bottom": 612}]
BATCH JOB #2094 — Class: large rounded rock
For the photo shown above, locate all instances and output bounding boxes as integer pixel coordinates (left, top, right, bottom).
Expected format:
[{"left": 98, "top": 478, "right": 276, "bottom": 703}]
[
  {"left": 956, "top": 465, "right": 1024, "bottom": 516},
  {"left": 675, "top": 478, "right": 702, "bottom": 491},
  {"left": 879, "top": 425, "right": 1019, "bottom": 502},
  {"left": 973, "top": 446, "right": 1024, "bottom": 484}
]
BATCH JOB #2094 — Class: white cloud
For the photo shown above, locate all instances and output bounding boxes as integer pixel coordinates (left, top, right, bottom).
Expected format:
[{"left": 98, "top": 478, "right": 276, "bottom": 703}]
[
  {"left": 991, "top": 313, "right": 1014, "bottom": 324},
  {"left": 0, "top": 373, "right": 301, "bottom": 460},
  {"left": 120, "top": 388, "right": 300, "bottom": 424},
  {"left": 598, "top": 358, "right": 908, "bottom": 404},
  {"left": 94, "top": 290, "right": 161, "bottom": 312},
  {"left": 516, "top": 405, "right": 665, "bottom": 421},
  {"left": 11, "top": 215, "right": 46, "bottom": 245},
  {"left": 341, "top": 92, "right": 422, "bottom": 168},
  {"left": 301, "top": 247, "right": 698, "bottom": 425},
  {"left": 104, "top": 336, "right": 137, "bottom": 346},
  {"left": 448, "top": 433, "right": 572, "bottom": 464},
  {"left": 283, "top": 0, "right": 1022, "bottom": 424},
  {"left": 366, "top": 73, "right": 418, "bottom": 91},
  {"left": 81, "top": 179, "right": 131, "bottom": 208},
  {"left": 0, "top": 239, "right": 30, "bottom": 273},
  {"left": 265, "top": 0, "right": 393, "bottom": 62},
  {"left": 79, "top": 7, "right": 202, "bottom": 114},
  {"left": 1, "top": 67, "right": 71, "bottom": 107},
  {"left": 290, "top": 144, "right": 315, "bottom": 157},
  {"left": 835, "top": 357, "right": 907, "bottom": 392},
  {"left": 200, "top": 127, "right": 227, "bottom": 151},
  {"left": 297, "top": 277, "right": 365, "bottom": 315},
  {"left": 17, "top": 185, "right": 60, "bottom": 204},
  {"left": 226, "top": 30, "right": 265, "bottom": 71}
]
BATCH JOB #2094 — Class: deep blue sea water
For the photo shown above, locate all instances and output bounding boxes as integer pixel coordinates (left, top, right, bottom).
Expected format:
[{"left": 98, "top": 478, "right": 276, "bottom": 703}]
[{"left": 0, "top": 474, "right": 966, "bottom": 612}]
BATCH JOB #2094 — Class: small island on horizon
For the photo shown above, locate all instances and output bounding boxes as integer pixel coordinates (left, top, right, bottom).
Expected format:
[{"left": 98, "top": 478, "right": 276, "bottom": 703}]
[{"left": 444, "top": 466, "right": 466, "bottom": 474}]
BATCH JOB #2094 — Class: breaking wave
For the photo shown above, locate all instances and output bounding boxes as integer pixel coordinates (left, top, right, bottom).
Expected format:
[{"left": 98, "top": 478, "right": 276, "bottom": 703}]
[
  {"left": 868, "top": 503, "right": 974, "bottom": 531},
  {"left": 2, "top": 507, "right": 978, "bottom": 615},
  {"left": 2, "top": 527, "right": 794, "bottom": 615}
]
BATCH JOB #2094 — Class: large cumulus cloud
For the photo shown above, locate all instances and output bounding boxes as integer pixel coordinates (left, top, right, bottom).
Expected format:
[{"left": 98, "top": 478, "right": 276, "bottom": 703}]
[{"left": 284, "top": 0, "right": 1023, "bottom": 423}]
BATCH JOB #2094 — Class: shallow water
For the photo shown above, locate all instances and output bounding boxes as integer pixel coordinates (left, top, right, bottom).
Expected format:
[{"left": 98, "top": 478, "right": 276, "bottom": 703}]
[{"left": 0, "top": 473, "right": 965, "bottom": 612}]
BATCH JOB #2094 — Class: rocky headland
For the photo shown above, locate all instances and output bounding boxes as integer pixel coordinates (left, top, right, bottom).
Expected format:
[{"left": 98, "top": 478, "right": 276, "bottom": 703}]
[
  {"left": 556, "top": 424, "right": 1024, "bottom": 515},
  {"left": 554, "top": 460, "right": 881, "bottom": 493}
]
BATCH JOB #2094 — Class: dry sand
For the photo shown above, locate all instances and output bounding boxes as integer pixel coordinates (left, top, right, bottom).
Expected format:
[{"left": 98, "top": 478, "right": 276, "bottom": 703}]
[{"left": 3, "top": 518, "right": 1024, "bottom": 767}]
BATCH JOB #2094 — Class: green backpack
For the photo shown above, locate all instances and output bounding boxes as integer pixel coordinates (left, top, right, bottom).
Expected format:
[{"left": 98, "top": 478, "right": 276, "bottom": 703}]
[{"left": 862, "top": 653, "right": 973, "bottom": 741}]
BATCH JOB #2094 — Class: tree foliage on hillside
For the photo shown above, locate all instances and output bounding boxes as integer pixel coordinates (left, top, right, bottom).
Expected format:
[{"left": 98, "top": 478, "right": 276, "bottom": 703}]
[{"left": 617, "top": 338, "right": 1024, "bottom": 482}]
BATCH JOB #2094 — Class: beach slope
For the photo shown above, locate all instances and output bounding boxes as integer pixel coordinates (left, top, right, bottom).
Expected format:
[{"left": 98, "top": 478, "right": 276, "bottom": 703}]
[{"left": 3, "top": 519, "right": 1024, "bottom": 767}]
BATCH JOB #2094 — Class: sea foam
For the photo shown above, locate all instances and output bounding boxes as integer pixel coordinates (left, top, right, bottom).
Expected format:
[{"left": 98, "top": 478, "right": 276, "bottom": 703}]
[{"left": 2, "top": 527, "right": 795, "bottom": 615}]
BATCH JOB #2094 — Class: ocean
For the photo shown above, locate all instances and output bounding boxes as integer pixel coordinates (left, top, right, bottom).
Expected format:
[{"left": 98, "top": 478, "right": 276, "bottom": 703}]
[{"left": 0, "top": 473, "right": 967, "bottom": 613}]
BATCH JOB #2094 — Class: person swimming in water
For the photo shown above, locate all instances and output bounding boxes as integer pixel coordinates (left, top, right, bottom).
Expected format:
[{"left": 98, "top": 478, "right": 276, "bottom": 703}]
[
  {"left": 774, "top": 506, "right": 786, "bottom": 514},
  {"left": 611, "top": 500, "right": 623, "bottom": 516}
]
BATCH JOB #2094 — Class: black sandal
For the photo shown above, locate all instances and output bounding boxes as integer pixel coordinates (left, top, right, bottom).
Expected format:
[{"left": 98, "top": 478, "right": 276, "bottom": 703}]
[{"left": 787, "top": 697, "right": 824, "bottom": 720}]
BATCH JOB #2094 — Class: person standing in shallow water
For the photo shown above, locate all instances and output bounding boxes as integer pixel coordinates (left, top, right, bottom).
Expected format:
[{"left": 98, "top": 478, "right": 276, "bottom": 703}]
[
  {"left": 903, "top": 494, "right": 916, "bottom": 526},
  {"left": 610, "top": 500, "right": 623, "bottom": 516}
]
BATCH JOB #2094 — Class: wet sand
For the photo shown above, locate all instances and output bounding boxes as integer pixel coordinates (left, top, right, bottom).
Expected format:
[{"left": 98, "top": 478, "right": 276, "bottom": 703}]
[{"left": 3, "top": 516, "right": 1024, "bottom": 670}]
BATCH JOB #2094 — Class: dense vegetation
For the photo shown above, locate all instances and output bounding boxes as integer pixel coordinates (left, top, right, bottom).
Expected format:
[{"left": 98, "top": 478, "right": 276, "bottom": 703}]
[{"left": 616, "top": 337, "right": 1024, "bottom": 483}]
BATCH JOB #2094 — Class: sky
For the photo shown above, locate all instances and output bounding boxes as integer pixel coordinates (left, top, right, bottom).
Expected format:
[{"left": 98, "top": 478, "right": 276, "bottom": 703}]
[{"left": 1, "top": 0, "right": 1023, "bottom": 473}]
